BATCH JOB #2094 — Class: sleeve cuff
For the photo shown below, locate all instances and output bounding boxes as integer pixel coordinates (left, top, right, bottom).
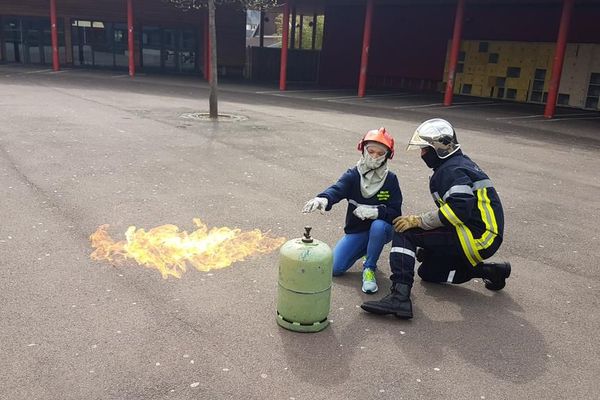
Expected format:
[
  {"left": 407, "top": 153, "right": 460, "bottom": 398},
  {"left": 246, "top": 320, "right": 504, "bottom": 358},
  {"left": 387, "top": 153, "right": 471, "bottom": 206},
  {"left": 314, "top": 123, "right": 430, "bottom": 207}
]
[{"left": 419, "top": 210, "right": 444, "bottom": 230}]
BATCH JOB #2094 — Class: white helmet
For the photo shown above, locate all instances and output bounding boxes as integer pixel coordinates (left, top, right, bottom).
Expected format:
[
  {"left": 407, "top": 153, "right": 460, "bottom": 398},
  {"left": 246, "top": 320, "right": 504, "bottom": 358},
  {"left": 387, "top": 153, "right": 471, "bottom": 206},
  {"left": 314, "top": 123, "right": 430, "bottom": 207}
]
[{"left": 406, "top": 118, "right": 460, "bottom": 159}]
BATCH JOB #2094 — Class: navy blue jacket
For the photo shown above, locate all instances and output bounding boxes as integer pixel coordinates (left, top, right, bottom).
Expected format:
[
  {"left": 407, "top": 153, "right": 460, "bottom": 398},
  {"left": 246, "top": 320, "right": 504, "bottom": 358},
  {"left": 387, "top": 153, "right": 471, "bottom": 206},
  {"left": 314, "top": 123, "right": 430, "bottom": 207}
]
[
  {"left": 430, "top": 150, "right": 504, "bottom": 265},
  {"left": 318, "top": 167, "right": 402, "bottom": 234}
]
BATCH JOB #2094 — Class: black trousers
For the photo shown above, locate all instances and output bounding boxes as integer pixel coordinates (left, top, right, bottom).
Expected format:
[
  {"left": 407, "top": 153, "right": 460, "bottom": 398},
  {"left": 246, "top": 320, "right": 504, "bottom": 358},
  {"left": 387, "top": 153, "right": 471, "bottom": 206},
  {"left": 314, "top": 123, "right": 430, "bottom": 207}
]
[{"left": 389, "top": 227, "right": 479, "bottom": 287}]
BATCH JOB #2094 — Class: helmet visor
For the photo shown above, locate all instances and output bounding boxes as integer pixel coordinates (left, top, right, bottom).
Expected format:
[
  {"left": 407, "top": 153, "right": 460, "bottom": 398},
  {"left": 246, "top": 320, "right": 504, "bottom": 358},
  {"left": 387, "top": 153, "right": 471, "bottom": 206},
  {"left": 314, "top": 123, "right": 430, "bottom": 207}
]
[{"left": 406, "top": 130, "right": 430, "bottom": 152}]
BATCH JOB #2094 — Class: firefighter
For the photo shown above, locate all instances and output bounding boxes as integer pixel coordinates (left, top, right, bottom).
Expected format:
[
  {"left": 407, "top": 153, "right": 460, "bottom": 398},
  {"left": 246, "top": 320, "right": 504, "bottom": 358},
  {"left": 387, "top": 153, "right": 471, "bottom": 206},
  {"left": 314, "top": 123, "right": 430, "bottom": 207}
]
[
  {"left": 361, "top": 119, "right": 510, "bottom": 319},
  {"left": 303, "top": 128, "right": 402, "bottom": 294}
]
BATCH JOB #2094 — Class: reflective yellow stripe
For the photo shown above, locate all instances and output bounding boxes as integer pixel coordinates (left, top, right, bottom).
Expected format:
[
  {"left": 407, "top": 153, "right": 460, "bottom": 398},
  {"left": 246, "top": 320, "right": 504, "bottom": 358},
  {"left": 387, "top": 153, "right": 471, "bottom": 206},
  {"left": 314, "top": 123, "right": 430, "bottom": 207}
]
[
  {"left": 439, "top": 203, "right": 482, "bottom": 266},
  {"left": 475, "top": 188, "right": 498, "bottom": 250}
]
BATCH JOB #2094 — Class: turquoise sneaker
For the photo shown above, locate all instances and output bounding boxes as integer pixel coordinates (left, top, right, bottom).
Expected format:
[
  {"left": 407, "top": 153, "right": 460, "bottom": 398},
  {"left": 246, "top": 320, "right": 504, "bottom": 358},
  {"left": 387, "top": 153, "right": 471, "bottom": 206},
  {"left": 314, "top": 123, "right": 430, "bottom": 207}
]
[{"left": 362, "top": 268, "right": 378, "bottom": 294}]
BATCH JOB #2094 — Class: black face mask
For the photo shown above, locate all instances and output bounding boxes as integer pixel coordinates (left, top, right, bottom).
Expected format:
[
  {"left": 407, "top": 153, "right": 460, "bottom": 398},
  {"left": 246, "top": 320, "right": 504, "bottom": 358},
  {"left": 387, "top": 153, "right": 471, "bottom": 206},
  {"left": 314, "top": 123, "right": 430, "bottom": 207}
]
[{"left": 421, "top": 148, "right": 443, "bottom": 169}]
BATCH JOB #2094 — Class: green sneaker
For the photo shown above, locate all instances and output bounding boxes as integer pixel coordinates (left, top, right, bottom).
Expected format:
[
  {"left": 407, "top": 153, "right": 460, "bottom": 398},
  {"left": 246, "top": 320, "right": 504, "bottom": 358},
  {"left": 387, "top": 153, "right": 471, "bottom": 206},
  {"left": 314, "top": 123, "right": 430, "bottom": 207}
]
[{"left": 362, "top": 268, "right": 378, "bottom": 294}]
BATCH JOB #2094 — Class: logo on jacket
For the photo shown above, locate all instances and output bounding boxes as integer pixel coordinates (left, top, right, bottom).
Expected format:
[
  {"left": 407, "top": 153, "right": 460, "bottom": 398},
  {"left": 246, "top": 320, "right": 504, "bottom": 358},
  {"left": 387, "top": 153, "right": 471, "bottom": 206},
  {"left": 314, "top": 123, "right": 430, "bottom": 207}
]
[{"left": 377, "top": 191, "right": 390, "bottom": 201}]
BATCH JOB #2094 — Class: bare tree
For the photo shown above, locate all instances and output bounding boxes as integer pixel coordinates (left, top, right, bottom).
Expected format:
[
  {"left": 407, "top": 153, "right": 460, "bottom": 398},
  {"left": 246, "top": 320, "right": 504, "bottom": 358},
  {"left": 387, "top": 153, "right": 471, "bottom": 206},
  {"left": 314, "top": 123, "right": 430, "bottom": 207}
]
[{"left": 164, "top": 0, "right": 279, "bottom": 119}]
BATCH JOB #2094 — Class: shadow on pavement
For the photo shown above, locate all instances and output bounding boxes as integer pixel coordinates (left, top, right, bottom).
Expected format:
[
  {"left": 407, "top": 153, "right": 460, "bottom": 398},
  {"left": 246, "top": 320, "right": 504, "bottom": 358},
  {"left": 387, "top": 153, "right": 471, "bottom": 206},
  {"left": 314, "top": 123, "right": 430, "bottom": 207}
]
[{"left": 361, "top": 281, "right": 549, "bottom": 384}]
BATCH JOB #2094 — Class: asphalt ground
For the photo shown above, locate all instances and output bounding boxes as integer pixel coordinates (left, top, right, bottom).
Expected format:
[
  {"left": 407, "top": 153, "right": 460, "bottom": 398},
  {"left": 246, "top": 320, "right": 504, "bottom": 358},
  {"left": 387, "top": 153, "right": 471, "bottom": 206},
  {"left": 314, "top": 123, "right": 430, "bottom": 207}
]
[{"left": 1, "top": 64, "right": 599, "bottom": 400}]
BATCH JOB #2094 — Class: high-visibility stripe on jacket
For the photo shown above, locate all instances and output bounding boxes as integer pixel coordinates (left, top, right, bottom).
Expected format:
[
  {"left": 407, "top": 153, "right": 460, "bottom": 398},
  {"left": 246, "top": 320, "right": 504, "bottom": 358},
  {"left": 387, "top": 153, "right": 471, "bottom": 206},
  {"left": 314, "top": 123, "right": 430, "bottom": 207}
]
[{"left": 430, "top": 151, "right": 504, "bottom": 266}]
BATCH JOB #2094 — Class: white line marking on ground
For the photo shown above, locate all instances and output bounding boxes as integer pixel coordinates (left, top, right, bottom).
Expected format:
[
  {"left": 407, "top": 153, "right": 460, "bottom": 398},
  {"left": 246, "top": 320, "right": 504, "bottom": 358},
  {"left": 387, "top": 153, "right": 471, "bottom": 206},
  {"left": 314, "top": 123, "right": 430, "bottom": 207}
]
[
  {"left": 25, "top": 69, "right": 53, "bottom": 74},
  {"left": 490, "top": 114, "right": 543, "bottom": 120},
  {"left": 541, "top": 116, "right": 600, "bottom": 122},
  {"left": 111, "top": 74, "right": 130, "bottom": 78},
  {"left": 394, "top": 103, "right": 443, "bottom": 109},
  {"left": 255, "top": 89, "right": 344, "bottom": 94},
  {"left": 442, "top": 101, "right": 497, "bottom": 108},
  {"left": 315, "top": 92, "right": 418, "bottom": 101}
]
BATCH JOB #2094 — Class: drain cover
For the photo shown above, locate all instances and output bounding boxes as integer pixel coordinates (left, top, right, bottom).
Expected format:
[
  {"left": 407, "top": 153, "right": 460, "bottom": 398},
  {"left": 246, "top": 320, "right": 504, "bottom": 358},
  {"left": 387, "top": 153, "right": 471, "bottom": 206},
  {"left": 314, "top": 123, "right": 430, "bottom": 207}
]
[{"left": 180, "top": 112, "right": 248, "bottom": 122}]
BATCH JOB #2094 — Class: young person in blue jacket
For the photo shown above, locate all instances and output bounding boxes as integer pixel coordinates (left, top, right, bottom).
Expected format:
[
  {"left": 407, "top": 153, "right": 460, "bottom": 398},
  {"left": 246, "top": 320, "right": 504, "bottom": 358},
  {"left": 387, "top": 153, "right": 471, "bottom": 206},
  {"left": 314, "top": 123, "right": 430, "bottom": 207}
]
[
  {"left": 302, "top": 128, "right": 402, "bottom": 294},
  {"left": 361, "top": 119, "right": 511, "bottom": 319}
]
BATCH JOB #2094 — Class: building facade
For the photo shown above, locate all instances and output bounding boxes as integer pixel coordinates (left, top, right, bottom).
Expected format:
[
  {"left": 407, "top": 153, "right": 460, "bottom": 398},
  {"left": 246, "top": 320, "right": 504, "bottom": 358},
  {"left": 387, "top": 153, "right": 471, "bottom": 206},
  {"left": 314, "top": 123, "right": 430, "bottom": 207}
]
[{"left": 0, "top": 0, "right": 246, "bottom": 77}]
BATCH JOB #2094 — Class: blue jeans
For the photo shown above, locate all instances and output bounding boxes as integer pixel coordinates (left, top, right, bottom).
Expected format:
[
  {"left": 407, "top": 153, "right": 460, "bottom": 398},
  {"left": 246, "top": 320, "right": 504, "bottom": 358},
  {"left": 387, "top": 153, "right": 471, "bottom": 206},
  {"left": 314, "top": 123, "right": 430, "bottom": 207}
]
[{"left": 332, "top": 219, "right": 393, "bottom": 276}]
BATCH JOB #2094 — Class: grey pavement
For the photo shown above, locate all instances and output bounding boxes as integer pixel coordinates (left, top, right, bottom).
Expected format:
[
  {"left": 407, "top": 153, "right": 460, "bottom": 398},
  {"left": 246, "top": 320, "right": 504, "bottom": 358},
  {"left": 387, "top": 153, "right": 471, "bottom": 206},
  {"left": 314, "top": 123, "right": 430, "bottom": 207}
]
[{"left": 1, "top": 64, "right": 599, "bottom": 400}]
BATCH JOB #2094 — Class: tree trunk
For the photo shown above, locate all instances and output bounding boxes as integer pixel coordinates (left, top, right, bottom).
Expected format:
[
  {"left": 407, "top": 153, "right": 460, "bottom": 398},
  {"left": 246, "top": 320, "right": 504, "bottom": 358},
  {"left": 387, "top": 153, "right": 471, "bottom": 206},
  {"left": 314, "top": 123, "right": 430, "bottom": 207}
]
[{"left": 208, "top": 0, "right": 218, "bottom": 119}]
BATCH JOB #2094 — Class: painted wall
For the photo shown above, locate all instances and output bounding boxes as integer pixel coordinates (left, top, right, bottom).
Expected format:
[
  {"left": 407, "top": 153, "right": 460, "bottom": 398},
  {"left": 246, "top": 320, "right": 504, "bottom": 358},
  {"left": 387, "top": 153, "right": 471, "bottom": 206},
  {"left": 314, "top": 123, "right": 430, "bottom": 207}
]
[
  {"left": 318, "top": 5, "right": 364, "bottom": 87},
  {"left": 319, "top": 4, "right": 455, "bottom": 89},
  {"left": 447, "top": 39, "right": 600, "bottom": 110},
  {"left": 318, "top": 3, "right": 600, "bottom": 92}
]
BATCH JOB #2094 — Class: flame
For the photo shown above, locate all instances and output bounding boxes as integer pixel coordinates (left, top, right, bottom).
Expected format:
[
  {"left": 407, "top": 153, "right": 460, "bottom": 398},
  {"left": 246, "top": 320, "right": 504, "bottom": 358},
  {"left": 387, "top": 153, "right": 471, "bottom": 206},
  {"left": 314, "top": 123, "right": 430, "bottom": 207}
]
[{"left": 90, "top": 218, "right": 285, "bottom": 279}]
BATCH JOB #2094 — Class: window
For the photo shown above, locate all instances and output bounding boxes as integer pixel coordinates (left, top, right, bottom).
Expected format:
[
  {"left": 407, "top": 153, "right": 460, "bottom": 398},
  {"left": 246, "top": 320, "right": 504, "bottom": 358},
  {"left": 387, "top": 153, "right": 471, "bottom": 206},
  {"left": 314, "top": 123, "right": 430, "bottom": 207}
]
[
  {"left": 530, "top": 92, "right": 542, "bottom": 102},
  {"left": 458, "top": 51, "right": 466, "bottom": 62},
  {"left": 507, "top": 67, "right": 521, "bottom": 78},
  {"left": 530, "top": 68, "right": 546, "bottom": 103},
  {"left": 478, "top": 42, "right": 489, "bottom": 52},
  {"left": 557, "top": 93, "right": 570, "bottom": 106},
  {"left": 462, "top": 84, "right": 472, "bottom": 94},
  {"left": 506, "top": 88, "right": 517, "bottom": 99},
  {"left": 535, "top": 69, "right": 546, "bottom": 80},
  {"left": 585, "top": 73, "right": 600, "bottom": 109},
  {"left": 488, "top": 53, "right": 499, "bottom": 63}
]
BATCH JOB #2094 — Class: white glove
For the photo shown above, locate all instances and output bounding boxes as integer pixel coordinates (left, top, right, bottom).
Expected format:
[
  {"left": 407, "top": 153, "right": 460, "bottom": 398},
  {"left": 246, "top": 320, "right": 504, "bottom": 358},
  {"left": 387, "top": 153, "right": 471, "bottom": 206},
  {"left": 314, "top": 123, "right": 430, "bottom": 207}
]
[
  {"left": 302, "top": 197, "right": 328, "bottom": 214},
  {"left": 353, "top": 205, "right": 379, "bottom": 220}
]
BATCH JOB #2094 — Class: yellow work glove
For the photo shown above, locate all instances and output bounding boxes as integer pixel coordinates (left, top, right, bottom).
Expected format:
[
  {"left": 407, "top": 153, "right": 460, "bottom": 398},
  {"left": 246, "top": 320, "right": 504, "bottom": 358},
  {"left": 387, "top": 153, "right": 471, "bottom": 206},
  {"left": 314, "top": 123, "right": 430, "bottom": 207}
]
[{"left": 393, "top": 215, "right": 422, "bottom": 232}]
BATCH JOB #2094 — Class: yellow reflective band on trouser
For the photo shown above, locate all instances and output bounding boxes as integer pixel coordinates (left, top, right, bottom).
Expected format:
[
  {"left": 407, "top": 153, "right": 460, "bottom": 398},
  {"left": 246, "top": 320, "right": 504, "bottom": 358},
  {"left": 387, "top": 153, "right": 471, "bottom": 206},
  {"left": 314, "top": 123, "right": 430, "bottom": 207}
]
[
  {"left": 475, "top": 188, "right": 499, "bottom": 250},
  {"left": 439, "top": 203, "right": 483, "bottom": 266}
]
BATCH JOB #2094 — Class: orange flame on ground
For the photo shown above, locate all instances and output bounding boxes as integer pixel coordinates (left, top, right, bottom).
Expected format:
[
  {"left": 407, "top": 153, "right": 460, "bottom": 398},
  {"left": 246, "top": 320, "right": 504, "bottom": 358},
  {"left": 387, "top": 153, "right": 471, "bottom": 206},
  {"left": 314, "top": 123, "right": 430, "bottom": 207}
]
[{"left": 90, "top": 218, "right": 285, "bottom": 279}]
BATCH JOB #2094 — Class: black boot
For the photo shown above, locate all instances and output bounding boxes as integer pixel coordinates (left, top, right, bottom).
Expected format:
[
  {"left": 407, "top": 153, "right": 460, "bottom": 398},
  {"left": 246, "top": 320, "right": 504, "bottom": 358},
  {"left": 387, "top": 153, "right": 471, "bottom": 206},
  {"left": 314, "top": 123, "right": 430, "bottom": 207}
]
[
  {"left": 360, "top": 283, "right": 413, "bottom": 319},
  {"left": 480, "top": 262, "right": 511, "bottom": 291}
]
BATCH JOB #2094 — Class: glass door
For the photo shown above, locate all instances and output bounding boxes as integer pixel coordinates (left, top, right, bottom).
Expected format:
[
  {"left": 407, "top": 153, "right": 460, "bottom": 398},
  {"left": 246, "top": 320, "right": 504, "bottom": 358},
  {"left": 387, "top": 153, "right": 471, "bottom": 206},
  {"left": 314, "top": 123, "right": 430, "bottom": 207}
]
[
  {"left": 25, "top": 19, "right": 44, "bottom": 64},
  {"left": 72, "top": 20, "right": 93, "bottom": 66},
  {"left": 163, "top": 28, "right": 178, "bottom": 71},
  {"left": 113, "top": 23, "right": 128, "bottom": 68},
  {"left": 3, "top": 18, "right": 22, "bottom": 63},
  {"left": 179, "top": 29, "right": 197, "bottom": 72},
  {"left": 141, "top": 26, "right": 161, "bottom": 70}
]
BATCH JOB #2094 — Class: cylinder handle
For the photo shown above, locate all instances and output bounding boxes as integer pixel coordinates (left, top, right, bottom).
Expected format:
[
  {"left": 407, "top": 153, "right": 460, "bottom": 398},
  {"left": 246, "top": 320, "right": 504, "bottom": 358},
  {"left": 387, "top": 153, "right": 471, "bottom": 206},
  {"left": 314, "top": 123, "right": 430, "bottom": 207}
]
[{"left": 302, "top": 226, "right": 313, "bottom": 243}]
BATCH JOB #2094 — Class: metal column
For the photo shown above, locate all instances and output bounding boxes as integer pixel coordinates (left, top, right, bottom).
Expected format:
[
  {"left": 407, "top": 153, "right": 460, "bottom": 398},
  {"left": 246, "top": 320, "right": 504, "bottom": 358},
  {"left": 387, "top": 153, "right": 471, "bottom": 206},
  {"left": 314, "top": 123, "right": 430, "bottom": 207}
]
[
  {"left": 358, "top": 0, "right": 374, "bottom": 98},
  {"left": 298, "top": 15, "right": 303, "bottom": 49},
  {"left": 279, "top": 2, "right": 290, "bottom": 91},
  {"left": 443, "top": 0, "right": 466, "bottom": 106},
  {"left": 544, "top": 0, "right": 575, "bottom": 118},
  {"left": 259, "top": 10, "right": 265, "bottom": 48},
  {"left": 50, "top": 0, "right": 60, "bottom": 71},
  {"left": 311, "top": 13, "right": 317, "bottom": 50},
  {"left": 127, "top": 0, "right": 135, "bottom": 77},
  {"left": 290, "top": 6, "right": 297, "bottom": 49}
]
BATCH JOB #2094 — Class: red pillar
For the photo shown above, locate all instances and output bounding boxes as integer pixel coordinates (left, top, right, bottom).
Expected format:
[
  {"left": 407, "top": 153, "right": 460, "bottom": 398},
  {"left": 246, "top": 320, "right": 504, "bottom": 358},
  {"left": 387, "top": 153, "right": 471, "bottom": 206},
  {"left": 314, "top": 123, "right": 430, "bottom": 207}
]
[
  {"left": 204, "top": 11, "right": 210, "bottom": 81},
  {"left": 50, "top": 0, "right": 59, "bottom": 71},
  {"left": 279, "top": 2, "right": 290, "bottom": 91},
  {"left": 127, "top": 0, "right": 135, "bottom": 77},
  {"left": 357, "top": 0, "right": 374, "bottom": 98},
  {"left": 544, "top": 0, "right": 574, "bottom": 119},
  {"left": 443, "top": 0, "right": 466, "bottom": 106}
]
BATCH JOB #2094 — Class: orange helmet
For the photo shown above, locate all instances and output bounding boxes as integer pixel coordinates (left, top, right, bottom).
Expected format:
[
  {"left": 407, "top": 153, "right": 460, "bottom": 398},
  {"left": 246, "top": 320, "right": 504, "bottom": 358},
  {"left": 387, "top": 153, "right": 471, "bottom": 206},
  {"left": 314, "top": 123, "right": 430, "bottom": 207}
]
[{"left": 357, "top": 127, "right": 395, "bottom": 159}]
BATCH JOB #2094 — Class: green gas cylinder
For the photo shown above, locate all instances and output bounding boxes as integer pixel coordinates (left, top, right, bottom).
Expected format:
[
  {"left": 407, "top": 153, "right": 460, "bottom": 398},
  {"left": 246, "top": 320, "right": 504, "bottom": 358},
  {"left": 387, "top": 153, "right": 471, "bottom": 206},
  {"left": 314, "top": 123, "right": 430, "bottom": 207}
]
[{"left": 277, "top": 226, "right": 333, "bottom": 333}]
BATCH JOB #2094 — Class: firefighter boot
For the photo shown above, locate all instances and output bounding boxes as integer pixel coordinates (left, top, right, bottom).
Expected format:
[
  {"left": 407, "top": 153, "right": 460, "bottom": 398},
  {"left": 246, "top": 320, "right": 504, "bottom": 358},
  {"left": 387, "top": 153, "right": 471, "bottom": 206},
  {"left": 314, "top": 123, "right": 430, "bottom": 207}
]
[
  {"left": 360, "top": 283, "right": 413, "bottom": 319},
  {"left": 480, "top": 262, "right": 511, "bottom": 291}
]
